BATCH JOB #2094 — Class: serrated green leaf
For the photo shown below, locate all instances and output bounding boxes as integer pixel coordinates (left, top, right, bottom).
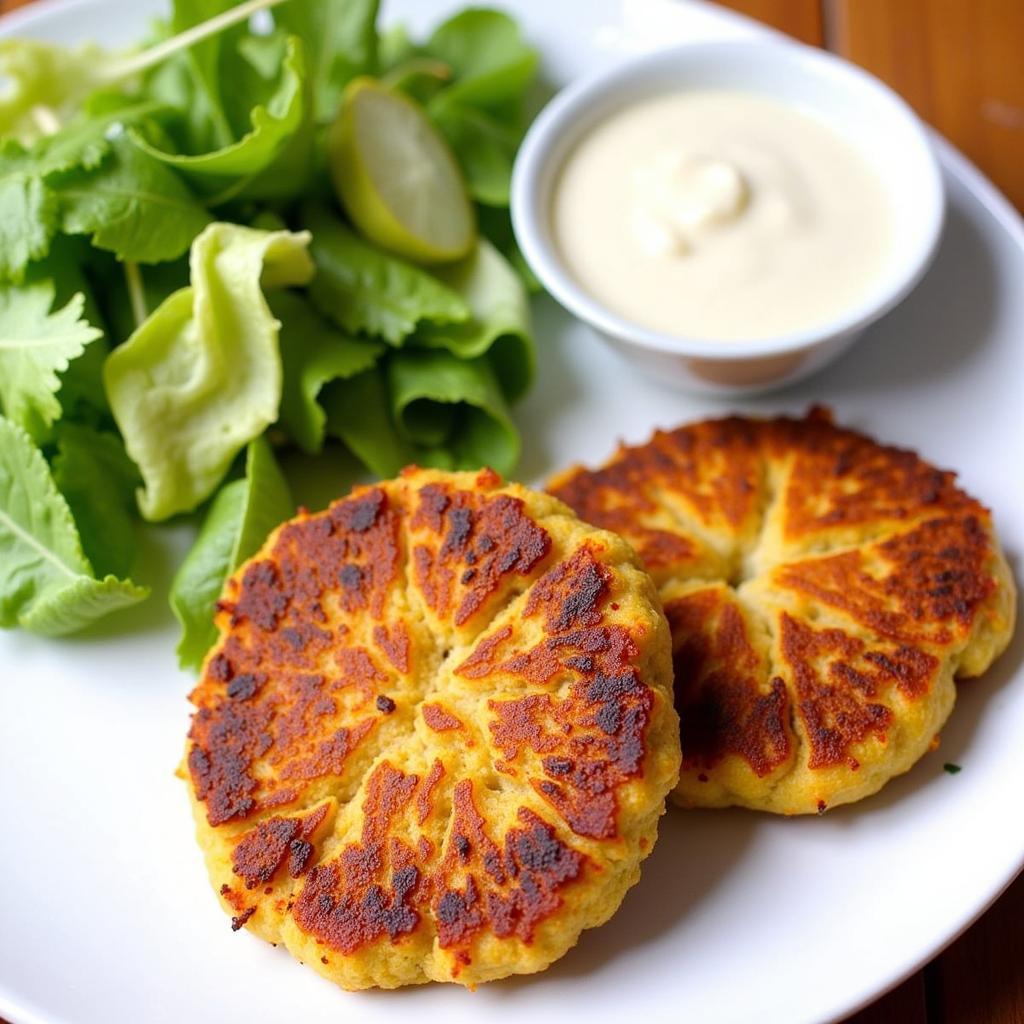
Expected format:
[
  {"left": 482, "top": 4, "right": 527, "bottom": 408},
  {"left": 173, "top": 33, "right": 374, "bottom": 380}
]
[
  {"left": 52, "top": 423, "right": 140, "bottom": 579},
  {"left": 0, "top": 149, "right": 58, "bottom": 282},
  {"left": 0, "top": 278, "right": 102, "bottom": 439},
  {"left": 104, "top": 223, "right": 314, "bottom": 521},
  {"left": 0, "top": 103, "right": 174, "bottom": 282},
  {"left": 170, "top": 436, "right": 292, "bottom": 671},
  {"left": 275, "top": 0, "right": 379, "bottom": 122},
  {"left": 305, "top": 205, "right": 469, "bottom": 344},
  {"left": 19, "top": 572, "right": 149, "bottom": 635},
  {"left": 40, "top": 237, "right": 113, "bottom": 424},
  {"left": 0, "top": 415, "right": 147, "bottom": 636},
  {"left": 52, "top": 136, "right": 212, "bottom": 264},
  {"left": 272, "top": 290, "right": 383, "bottom": 454}
]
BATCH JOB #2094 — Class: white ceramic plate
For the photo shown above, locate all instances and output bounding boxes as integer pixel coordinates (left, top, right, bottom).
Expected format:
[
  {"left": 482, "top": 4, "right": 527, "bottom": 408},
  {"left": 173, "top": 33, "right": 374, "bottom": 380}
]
[{"left": 1, "top": 2, "right": 1022, "bottom": 1023}]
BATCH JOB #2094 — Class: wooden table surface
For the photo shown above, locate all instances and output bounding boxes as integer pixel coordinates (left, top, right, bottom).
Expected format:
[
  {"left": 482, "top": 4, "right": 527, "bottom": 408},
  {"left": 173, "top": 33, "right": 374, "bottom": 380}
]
[{"left": 0, "top": 1, "right": 1020, "bottom": 1022}]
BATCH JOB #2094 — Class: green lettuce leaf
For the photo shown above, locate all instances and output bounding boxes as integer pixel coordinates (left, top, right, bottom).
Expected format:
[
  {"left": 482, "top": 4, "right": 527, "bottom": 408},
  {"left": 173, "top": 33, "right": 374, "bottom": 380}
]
[
  {"left": 0, "top": 144, "right": 60, "bottom": 282},
  {"left": 0, "top": 104, "right": 170, "bottom": 281},
  {"left": 0, "top": 277, "right": 102, "bottom": 439},
  {"left": 274, "top": 0, "right": 379, "bottom": 123},
  {"left": 424, "top": 9, "right": 538, "bottom": 206},
  {"left": 388, "top": 348, "right": 518, "bottom": 475},
  {"left": 419, "top": 239, "right": 534, "bottom": 401},
  {"left": 305, "top": 205, "right": 469, "bottom": 344},
  {"left": 42, "top": 238, "right": 113, "bottom": 425},
  {"left": 0, "top": 415, "right": 147, "bottom": 636},
  {"left": 167, "top": 0, "right": 238, "bottom": 151},
  {"left": 131, "top": 36, "right": 313, "bottom": 203},
  {"left": 0, "top": 40, "right": 109, "bottom": 146},
  {"left": 322, "top": 366, "right": 414, "bottom": 478},
  {"left": 426, "top": 9, "right": 538, "bottom": 112},
  {"left": 170, "top": 436, "right": 292, "bottom": 671},
  {"left": 52, "top": 136, "right": 212, "bottom": 264},
  {"left": 430, "top": 105, "right": 520, "bottom": 206},
  {"left": 272, "top": 290, "right": 383, "bottom": 453},
  {"left": 51, "top": 422, "right": 140, "bottom": 579},
  {"left": 104, "top": 223, "right": 314, "bottom": 521},
  {"left": 476, "top": 202, "right": 540, "bottom": 293}
]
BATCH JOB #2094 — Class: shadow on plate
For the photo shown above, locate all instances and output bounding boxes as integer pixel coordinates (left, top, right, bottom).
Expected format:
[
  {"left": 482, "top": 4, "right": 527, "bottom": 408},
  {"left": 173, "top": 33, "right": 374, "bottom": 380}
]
[
  {"left": 801, "top": 196, "right": 1001, "bottom": 398},
  {"left": 516, "top": 295, "right": 591, "bottom": 485},
  {"left": 496, "top": 807, "right": 760, "bottom": 992}
]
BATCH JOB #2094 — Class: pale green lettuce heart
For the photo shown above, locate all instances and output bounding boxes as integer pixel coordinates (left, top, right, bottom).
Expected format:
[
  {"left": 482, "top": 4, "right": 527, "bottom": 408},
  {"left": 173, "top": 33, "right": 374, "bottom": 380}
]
[
  {"left": 0, "top": 39, "right": 109, "bottom": 146},
  {"left": 104, "top": 223, "right": 314, "bottom": 521}
]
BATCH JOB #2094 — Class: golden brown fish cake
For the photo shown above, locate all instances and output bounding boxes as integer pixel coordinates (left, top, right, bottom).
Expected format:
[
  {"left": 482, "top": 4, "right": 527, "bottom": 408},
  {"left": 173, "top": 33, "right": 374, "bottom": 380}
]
[
  {"left": 549, "top": 408, "right": 1016, "bottom": 814},
  {"left": 185, "top": 467, "right": 679, "bottom": 989}
]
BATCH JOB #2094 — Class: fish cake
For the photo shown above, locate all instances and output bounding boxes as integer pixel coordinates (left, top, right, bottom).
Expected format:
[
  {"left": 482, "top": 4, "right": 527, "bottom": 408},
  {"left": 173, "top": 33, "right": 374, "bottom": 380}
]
[
  {"left": 184, "top": 467, "right": 679, "bottom": 989},
  {"left": 548, "top": 408, "right": 1015, "bottom": 815}
]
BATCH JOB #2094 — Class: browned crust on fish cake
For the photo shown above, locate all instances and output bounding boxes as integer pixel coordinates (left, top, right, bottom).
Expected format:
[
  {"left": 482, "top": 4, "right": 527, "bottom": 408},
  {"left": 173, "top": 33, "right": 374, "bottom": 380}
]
[
  {"left": 185, "top": 468, "right": 679, "bottom": 987},
  {"left": 549, "top": 408, "right": 1015, "bottom": 813}
]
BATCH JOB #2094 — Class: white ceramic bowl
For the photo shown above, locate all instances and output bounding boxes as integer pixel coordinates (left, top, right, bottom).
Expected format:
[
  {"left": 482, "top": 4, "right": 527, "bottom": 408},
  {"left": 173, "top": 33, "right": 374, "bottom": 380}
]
[{"left": 511, "top": 39, "right": 945, "bottom": 395}]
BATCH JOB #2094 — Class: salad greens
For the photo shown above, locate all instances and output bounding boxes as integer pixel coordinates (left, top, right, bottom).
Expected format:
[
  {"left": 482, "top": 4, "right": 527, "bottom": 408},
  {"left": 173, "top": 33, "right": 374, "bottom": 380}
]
[
  {"left": 305, "top": 204, "right": 471, "bottom": 343},
  {"left": 0, "top": 416, "right": 148, "bottom": 634},
  {"left": 0, "top": 0, "right": 541, "bottom": 656},
  {"left": 0, "top": 278, "right": 102, "bottom": 439},
  {"left": 170, "top": 435, "right": 292, "bottom": 669},
  {"left": 104, "top": 222, "right": 314, "bottom": 520}
]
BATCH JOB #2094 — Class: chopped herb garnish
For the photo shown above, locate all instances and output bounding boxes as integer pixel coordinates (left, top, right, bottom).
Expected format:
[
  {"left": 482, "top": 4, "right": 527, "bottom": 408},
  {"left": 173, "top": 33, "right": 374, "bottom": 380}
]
[{"left": 943, "top": 763, "right": 962, "bottom": 774}]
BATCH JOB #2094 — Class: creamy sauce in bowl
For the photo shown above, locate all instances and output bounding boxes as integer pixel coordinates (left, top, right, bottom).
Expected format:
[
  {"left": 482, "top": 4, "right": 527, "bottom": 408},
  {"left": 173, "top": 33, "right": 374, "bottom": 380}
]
[{"left": 551, "top": 90, "right": 893, "bottom": 341}]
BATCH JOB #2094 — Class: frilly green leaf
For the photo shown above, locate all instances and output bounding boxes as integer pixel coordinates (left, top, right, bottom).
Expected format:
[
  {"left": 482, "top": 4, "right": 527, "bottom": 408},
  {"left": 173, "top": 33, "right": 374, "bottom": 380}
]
[
  {"left": 0, "top": 278, "right": 102, "bottom": 440},
  {"left": 104, "top": 223, "right": 314, "bottom": 521}
]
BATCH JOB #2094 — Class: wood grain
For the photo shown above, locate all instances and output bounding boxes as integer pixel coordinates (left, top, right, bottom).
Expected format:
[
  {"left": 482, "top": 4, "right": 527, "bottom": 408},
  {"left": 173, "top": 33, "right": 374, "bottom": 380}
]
[
  {"left": 927, "top": 872, "right": 1024, "bottom": 1023},
  {"left": 829, "top": 0, "right": 1024, "bottom": 211},
  {"left": 709, "top": 0, "right": 823, "bottom": 45},
  {"left": 848, "top": 972, "right": 928, "bottom": 1024}
]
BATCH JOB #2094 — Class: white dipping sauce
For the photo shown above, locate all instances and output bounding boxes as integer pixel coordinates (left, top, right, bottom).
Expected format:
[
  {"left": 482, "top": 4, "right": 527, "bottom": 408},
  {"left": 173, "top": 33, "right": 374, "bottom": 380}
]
[{"left": 551, "top": 90, "right": 893, "bottom": 340}]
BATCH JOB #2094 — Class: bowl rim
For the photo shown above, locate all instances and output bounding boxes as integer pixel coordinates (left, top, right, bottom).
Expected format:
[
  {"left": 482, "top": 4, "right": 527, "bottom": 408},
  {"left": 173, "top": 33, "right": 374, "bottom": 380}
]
[{"left": 510, "top": 37, "right": 946, "bottom": 361}]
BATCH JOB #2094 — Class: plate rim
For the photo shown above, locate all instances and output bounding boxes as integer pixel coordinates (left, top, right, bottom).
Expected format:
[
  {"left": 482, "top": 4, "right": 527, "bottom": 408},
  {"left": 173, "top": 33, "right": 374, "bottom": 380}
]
[{"left": 0, "top": 2, "right": 1021, "bottom": 1023}]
